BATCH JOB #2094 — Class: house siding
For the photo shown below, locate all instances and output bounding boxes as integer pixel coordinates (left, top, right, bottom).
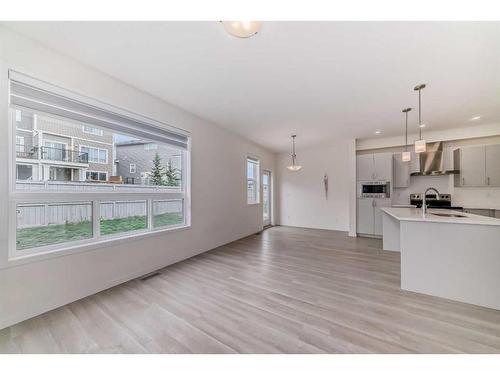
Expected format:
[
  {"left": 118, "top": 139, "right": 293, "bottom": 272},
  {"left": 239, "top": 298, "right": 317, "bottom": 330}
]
[{"left": 116, "top": 143, "right": 182, "bottom": 184}]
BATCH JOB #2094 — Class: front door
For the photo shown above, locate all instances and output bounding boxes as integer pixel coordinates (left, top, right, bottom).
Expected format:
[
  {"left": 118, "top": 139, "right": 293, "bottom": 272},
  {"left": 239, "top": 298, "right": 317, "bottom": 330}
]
[{"left": 262, "top": 170, "right": 271, "bottom": 227}]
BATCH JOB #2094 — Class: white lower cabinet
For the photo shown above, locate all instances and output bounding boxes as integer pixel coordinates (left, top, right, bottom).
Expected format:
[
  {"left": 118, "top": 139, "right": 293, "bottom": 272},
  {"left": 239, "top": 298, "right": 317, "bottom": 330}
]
[
  {"left": 374, "top": 198, "right": 392, "bottom": 235},
  {"left": 357, "top": 198, "right": 391, "bottom": 236},
  {"left": 357, "top": 198, "right": 374, "bottom": 235}
]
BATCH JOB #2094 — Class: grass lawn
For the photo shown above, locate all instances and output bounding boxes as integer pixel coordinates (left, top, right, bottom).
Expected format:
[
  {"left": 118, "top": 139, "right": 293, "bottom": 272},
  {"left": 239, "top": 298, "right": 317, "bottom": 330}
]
[
  {"left": 153, "top": 212, "right": 184, "bottom": 228},
  {"left": 16, "top": 213, "right": 184, "bottom": 250}
]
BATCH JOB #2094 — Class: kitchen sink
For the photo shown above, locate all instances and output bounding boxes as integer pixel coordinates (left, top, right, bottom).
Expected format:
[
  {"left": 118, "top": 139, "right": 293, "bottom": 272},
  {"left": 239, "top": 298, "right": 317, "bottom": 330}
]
[{"left": 430, "top": 213, "right": 467, "bottom": 218}]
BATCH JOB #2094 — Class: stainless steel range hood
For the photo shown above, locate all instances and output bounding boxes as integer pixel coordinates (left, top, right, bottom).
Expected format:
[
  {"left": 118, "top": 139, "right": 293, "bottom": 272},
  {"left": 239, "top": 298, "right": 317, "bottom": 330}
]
[{"left": 410, "top": 142, "right": 459, "bottom": 176}]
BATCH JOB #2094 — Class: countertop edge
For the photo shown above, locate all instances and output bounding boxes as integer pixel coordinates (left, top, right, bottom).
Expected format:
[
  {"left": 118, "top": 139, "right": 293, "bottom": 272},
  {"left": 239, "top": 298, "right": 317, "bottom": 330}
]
[{"left": 381, "top": 207, "right": 500, "bottom": 226}]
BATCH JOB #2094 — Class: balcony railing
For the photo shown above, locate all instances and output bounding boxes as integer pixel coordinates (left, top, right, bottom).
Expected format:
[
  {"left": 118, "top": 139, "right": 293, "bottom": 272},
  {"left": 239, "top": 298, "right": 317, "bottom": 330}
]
[
  {"left": 41, "top": 146, "right": 89, "bottom": 163},
  {"left": 15, "top": 144, "right": 38, "bottom": 159},
  {"left": 16, "top": 144, "right": 89, "bottom": 163}
]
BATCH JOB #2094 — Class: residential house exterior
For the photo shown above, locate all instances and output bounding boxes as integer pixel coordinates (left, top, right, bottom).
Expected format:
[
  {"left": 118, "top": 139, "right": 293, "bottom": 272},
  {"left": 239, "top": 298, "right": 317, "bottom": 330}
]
[
  {"left": 15, "top": 109, "right": 114, "bottom": 183},
  {"left": 115, "top": 141, "right": 182, "bottom": 185}
]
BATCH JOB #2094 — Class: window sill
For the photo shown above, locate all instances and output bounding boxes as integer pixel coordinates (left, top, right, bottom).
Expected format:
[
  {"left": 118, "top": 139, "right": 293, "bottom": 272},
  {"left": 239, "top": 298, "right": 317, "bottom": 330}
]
[{"left": 2, "top": 224, "right": 191, "bottom": 270}]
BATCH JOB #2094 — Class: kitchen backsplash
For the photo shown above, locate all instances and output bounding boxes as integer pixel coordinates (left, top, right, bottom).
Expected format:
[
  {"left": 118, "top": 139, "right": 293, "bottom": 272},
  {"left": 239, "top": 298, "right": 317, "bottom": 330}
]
[{"left": 393, "top": 174, "right": 500, "bottom": 209}]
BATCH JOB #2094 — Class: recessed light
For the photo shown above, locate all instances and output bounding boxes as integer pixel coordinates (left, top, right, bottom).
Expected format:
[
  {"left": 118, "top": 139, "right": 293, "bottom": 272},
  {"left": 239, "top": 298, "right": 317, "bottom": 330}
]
[
  {"left": 374, "top": 130, "right": 381, "bottom": 135},
  {"left": 419, "top": 124, "right": 426, "bottom": 128},
  {"left": 470, "top": 116, "right": 481, "bottom": 121}
]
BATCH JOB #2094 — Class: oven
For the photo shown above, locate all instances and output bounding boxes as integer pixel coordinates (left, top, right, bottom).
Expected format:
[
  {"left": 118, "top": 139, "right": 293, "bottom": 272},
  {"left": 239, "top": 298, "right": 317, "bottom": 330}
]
[{"left": 358, "top": 181, "right": 391, "bottom": 198}]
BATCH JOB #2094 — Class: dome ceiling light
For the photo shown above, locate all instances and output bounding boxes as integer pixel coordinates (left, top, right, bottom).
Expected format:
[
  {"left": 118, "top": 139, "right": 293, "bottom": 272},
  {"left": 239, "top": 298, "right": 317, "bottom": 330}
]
[{"left": 221, "top": 21, "right": 262, "bottom": 38}]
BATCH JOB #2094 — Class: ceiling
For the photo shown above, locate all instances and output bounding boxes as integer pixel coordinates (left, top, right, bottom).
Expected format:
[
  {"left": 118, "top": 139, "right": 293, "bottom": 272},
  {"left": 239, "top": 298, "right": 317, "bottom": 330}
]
[{"left": 3, "top": 21, "right": 500, "bottom": 152}]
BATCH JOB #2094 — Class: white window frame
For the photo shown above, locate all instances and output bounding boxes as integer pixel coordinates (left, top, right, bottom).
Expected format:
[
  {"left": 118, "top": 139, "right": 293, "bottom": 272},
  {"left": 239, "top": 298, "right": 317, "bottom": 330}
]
[
  {"left": 3, "top": 67, "right": 192, "bottom": 268},
  {"left": 86, "top": 170, "right": 108, "bottom": 181},
  {"left": 16, "top": 136, "right": 24, "bottom": 152},
  {"left": 247, "top": 156, "right": 260, "bottom": 205},
  {"left": 82, "top": 125, "right": 103, "bottom": 136},
  {"left": 16, "top": 163, "right": 34, "bottom": 181},
  {"left": 79, "top": 144, "right": 108, "bottom": 164},
  {"left": 129, "top": 163, "right": 136, "bottom": 174}
]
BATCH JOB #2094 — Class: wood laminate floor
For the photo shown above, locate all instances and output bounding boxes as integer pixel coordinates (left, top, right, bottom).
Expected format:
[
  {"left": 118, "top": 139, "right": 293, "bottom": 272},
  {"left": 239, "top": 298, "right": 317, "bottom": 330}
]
[{"left": 2, "top": 226, "right": 500, "bottom": 353}]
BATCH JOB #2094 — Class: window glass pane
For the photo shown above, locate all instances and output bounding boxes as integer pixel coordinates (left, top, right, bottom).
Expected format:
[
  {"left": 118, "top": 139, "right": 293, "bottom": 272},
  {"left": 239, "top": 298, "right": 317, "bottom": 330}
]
[
  {"left": 153, "top": 199, "right": 184, "bottom": 228},
  {"left": 16, "top": 202, "right": 93, "bottom": 250},
  {"left": 100, "top": 200, "right": 147, "bottom": 236},
  {"left": 247, "top": 161, "right": 254, "bottom": 179},
  {"left": 82, "top": 125, "right": 103, "bottom": 136},
  {"left": 16, "top": 164, "right": 33, "bottom": 180},
  {"left": 247, "top": 158, "right": 260, "bottom": 204},
  {"left": 13, "top": 107, "right": 184, "bottom": 192}
]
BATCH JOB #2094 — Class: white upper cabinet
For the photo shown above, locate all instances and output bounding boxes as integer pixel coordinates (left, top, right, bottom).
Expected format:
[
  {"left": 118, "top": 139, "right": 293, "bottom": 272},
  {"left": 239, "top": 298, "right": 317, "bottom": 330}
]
[
  {"left": 455, "top": 146, "right": 486, "bottom": 187},
  {"left": 356, "top": 154, "right": 375, "bottom": 181},
  {"left": 356, "top": 152, "right": 393, "bottom": 181},
  {"left": 409, "top": 150, "right": 420, "bottom": 174},
  {"left": 485, "top": 144, "right": 500, "bottom": 187},
  {"left": 393, "top": 153, "right": 410, "bottom": 188},
  {"left": 443, "top": 147, "right": 454, "bottom": 171},
  {"left": 373, "top": 153, "right": 393, "bottom": 181}
]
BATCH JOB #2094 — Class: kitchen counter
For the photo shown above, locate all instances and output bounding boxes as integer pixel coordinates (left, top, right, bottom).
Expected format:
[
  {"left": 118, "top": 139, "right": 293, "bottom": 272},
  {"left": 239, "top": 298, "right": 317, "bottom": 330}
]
[
  {"left": 381, "top": 207, "right": 500, "bottom": 310},
  {"left": 381, "top": 207, "right": 500, "bottom": 226}
]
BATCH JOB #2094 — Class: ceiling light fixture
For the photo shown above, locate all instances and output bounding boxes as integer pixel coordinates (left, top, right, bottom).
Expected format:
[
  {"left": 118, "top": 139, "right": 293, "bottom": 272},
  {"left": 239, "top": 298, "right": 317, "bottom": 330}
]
[
  {"left": 419, "top": 124, "right": 426, "bottom": 128},
  {"left": 414, "top": 83, "right": 427, "bottom": 153},
  {"left": 286, "top": 135, "right": 302, "bottom": 172},
  {"left": 374, "top": 130, "right": 381, "bottom": 135},
  {"left": 470, "top": 115, "right": 481, "bottom": 121},
  {"left": 221, "top": 21, "right": 262, "bottom": 38},
  {"left": 402, "top": 107, "right": 412, "bottom": 162}
]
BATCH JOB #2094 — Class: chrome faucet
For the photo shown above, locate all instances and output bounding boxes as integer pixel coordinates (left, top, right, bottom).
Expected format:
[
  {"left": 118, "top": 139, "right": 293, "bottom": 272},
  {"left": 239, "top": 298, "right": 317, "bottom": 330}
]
[{"left": 422, "top": 187, "right": 440, "bottom": 217}]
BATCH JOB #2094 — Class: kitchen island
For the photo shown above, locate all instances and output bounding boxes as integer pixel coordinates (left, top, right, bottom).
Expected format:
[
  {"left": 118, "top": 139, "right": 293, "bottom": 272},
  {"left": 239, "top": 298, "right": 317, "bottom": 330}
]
[{"left": 381, "top": 207, "right": 500, "bottom": 310}]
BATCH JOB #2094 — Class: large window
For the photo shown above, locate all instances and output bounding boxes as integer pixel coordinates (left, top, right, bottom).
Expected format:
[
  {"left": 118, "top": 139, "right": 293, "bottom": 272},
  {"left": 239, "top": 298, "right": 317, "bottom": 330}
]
[
  {"left": 80, "top": 145, "right": 108, "bottom": 164},
  {"left": 86, "top": 171, "right": 108, "bottom": 181},
  {"left": 9, "top": 70, "right": 191, "bottom": 259},
  {"left": 247, "top": 157, "right": 260, "bottom": 205}
]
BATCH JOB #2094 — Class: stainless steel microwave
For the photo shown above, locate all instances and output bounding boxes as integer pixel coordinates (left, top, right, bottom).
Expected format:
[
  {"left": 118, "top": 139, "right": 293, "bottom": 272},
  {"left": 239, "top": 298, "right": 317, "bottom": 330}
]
[{"left": 358, "top": 181, "right": 391, "bottom": 198}]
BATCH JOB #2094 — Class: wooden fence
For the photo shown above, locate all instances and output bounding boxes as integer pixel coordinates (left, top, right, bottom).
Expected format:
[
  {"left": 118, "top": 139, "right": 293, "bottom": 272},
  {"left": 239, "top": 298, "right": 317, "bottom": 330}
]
[{"left": 17, "top": 199, "right": 183, "bottom": 228}]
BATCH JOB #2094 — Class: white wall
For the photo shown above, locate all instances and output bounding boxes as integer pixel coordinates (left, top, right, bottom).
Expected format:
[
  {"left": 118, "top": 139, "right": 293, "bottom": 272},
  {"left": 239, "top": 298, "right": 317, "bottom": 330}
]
[
  {"left": 276, "top": 140, "right": 352, "bottom": 232},
  {"left": 0, "top": 27, "right": 276, "bottom": 329}
]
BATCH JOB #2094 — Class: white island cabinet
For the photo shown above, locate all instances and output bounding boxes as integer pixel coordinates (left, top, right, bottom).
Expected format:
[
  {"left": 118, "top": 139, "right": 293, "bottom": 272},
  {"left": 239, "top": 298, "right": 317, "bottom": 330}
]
[{"left": 381, "top": 207, "right": 500, "bottom": 310}]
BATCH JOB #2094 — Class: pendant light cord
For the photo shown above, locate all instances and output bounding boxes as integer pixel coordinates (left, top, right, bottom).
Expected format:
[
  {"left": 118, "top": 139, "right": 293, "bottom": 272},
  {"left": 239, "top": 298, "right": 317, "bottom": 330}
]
[
  {"left": 418, "top": 89, "right": 422, "bottom": 140},
  {"left": 405, "top": 111, "right": 408, "bottom": 152}
]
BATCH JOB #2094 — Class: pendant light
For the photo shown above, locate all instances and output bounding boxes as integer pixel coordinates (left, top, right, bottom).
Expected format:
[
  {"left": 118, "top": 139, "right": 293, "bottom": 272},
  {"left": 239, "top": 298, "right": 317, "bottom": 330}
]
[
  {"left": 414, "top": 84, "right": 427, "bottom": 153},
  {"left": 402, "top": 107, "right": 412, "bottom": 162},
  {"left": 286, "top": 135, "right": 302, "bottom": 171}
]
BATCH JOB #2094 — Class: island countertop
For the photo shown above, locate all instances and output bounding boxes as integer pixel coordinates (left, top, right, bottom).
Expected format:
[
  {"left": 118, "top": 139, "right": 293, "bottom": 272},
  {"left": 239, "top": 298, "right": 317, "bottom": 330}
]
[{"left": 381, "top": 207, "right": 500, "bottom": 226}]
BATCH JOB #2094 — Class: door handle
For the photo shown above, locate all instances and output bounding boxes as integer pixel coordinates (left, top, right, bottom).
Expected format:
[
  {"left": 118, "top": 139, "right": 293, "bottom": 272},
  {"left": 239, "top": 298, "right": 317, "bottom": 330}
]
[
  {"left": 462, "top": 177, "right": 465, "bottom": 186},
  {"left": 487, "top": 177, "right": 490, "bottom": 185}
]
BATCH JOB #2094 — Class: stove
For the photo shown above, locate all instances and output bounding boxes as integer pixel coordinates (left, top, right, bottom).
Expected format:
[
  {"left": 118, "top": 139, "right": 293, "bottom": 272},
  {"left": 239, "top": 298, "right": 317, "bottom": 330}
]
[{"left": 409, "top": 193, "right": 463, "bottom": 210}]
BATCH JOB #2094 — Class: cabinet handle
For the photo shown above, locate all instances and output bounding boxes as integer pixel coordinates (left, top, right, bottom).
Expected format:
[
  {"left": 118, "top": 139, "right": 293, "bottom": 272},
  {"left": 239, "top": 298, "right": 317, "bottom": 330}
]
[
  {"left": 462, "top": 177, "right": 465, "bottom": 186},
  {"left": 487, "top": 177, "right": 490, "bottom": 185}
]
